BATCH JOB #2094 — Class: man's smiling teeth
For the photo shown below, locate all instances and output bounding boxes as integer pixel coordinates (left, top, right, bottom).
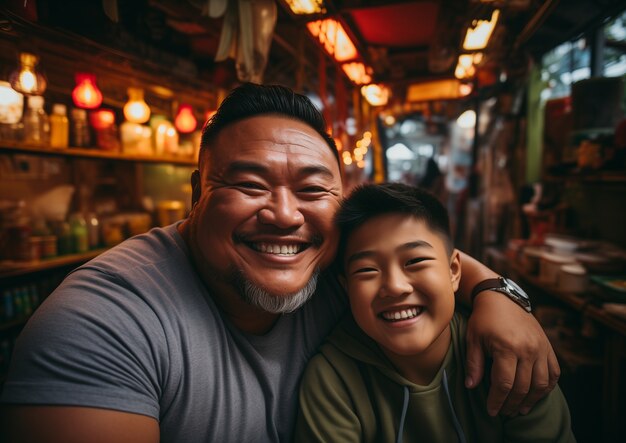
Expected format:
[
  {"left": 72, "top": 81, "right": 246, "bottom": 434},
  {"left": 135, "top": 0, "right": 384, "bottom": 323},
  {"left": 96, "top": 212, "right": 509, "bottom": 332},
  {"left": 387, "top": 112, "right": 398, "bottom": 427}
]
[
  {"left": 381, "top": 307, "right": 421, "bottom": 321},
  {"left": 254, "top": 243, "right": 301, "bottom": 255}
]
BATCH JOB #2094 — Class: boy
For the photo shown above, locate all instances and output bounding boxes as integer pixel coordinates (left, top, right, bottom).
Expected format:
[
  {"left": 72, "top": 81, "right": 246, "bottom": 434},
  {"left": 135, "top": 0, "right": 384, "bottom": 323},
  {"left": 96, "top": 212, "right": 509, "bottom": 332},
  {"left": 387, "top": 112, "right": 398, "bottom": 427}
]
[{"left": 296, "top": 183, "right": 575, "bottom": 442}]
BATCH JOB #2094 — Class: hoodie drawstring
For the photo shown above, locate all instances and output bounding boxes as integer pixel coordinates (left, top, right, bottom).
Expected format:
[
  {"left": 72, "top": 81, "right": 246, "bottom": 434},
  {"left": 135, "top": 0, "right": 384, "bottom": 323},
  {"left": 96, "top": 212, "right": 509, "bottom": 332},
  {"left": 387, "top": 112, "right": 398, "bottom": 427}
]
[
  {"left": 396, "top": 386, "right": 410, "bottom": 443},
  {"left": 442, "top": 368, "right": 467, "bottom": 443},
  {"left": 395, "top": 370, "right": 467, "bottom": 443}
]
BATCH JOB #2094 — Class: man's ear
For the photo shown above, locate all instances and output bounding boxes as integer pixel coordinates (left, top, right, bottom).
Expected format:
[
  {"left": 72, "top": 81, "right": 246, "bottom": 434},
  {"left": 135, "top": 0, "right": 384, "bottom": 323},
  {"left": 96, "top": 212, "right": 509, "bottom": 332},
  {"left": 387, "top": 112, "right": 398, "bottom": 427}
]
[
  {"left": 450, "top": 249, "right": 462, "bottom": 292},
  {"left": 191, "top": 169, "right": 201, "bottom": 209}
]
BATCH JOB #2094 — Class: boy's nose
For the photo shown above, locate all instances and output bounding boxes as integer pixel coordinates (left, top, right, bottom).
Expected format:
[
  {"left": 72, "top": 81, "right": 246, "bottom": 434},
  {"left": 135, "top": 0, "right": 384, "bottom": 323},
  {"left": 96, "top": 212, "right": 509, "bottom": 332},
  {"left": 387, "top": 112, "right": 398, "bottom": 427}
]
[
  {"left": 379, "top": 267, "right": 413, "bottom": 298},
  {"left": 257, "top": 188, "right": 304, "bottom": 229}
]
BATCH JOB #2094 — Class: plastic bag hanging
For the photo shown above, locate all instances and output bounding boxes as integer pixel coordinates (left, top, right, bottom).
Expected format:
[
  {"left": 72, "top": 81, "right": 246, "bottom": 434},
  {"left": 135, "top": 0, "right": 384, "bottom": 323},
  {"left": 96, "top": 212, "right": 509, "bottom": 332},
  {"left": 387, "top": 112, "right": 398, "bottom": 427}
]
[{"left": 214, "top": 0, "right": 277, "bottom": 84}]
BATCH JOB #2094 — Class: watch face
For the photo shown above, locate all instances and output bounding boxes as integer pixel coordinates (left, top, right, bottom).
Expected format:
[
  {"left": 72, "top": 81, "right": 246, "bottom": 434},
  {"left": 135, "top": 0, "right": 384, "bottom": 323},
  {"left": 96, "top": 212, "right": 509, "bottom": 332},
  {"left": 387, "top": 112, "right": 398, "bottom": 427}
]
[{"left": 504, "top": 278, "right": 527, "bottom": 299}]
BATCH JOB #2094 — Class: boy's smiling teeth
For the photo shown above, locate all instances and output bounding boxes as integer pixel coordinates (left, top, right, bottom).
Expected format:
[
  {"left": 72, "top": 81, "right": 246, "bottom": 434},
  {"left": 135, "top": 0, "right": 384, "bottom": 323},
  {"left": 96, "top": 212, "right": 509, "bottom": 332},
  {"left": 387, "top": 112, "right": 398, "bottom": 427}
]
[
  {"left": 254, "top": 243, "right": 301, "bottom": 255},
  {"left": 381, "top": 307, "right": 421, "bottom": 322}
]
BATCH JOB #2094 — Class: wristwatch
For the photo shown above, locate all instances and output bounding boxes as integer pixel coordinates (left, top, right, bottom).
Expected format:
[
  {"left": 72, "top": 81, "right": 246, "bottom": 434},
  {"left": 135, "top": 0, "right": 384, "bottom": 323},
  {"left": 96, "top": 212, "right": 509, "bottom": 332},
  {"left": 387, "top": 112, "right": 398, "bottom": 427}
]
[{"left": 471, "top": 277, "right": 532, "bottom": 313}]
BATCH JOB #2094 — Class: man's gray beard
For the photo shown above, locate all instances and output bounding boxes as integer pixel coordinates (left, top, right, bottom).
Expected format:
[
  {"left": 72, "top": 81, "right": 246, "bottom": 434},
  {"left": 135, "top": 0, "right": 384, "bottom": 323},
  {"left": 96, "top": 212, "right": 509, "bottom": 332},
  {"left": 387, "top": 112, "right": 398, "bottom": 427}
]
[{"left": 235, "top": 269, "right": 320, "bottom": 314}]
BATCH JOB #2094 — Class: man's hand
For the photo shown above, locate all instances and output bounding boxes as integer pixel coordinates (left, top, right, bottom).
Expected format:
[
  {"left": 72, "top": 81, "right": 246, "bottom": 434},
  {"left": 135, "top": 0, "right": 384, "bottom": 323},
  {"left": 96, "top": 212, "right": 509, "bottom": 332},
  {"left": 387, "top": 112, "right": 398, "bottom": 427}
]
[{"left": 465, "top": 291, "right": 560, "bottom": 417}]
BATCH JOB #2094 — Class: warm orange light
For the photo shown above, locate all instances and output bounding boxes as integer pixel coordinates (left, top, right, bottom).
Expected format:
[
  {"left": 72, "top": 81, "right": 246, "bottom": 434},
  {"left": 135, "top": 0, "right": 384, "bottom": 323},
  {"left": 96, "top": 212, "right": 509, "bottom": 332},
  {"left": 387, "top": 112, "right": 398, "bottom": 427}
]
[
  {"left": 342, "top": 150, "right": 353, "bottom": 165},
  {"left": 455, "top": 64, "right": 475, "bottom": 79},
  {"left": 89, "top": 109, "right": 115, "bottom": 130},
  {"left": 383, "top": 114, "right": 396, "bottom": 126},
  {"left": 458, "top": 54, "right": 474, "bottom": 70},
  {"left": 463, "top": 10, "right": 500, "bottom": 50},
  {"left": 342, "top": 62, "right": 372, "bottom": 85},
  {"left": 204, "top": 110, "right": 217, "bottom": 124},
  {"left": 72, "top": 73, "right": 103, "bottom": 109},
  {"left": 307, "top": 19, "right": 358, "bottom": 62},
  {"left": 123, "top": 88, "right": 151, "bottom": 123},
  {"left": 454, "top": 52, "right": 484, "bottom": 79},
  {"left": 406, "top": 79, "right": 465, "bottom": 102},
  {"left": 361, "top": 84, "right": 389, "bottom": 106},
  {"left": 333, "top": 137, "right": 343, "bottom": 151},
  {"left": 9, "top": 52, "right": 47, "bottom": 95},
  {"left": 459, "top": 83, "right": 473, "bottom": 96},
  {"left": 174, "top": 104, "right": 198, "bottom": 133},
  {"left": 285, "top": 0, "right": 325, "bottom": 14}
]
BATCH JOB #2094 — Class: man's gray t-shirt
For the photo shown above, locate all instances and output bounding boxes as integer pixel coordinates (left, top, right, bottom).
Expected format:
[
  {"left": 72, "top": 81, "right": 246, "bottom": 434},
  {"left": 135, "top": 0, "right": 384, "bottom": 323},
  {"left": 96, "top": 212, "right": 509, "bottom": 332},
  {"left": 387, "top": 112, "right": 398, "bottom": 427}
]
[{"left": 0, "top": 224, "right": 347, "bottom": 442}]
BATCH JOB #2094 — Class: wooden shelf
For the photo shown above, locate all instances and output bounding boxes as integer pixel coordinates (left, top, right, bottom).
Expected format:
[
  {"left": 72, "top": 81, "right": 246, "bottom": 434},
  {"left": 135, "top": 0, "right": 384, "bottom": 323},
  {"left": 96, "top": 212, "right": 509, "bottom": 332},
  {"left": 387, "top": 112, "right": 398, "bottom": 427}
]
[
  {"left": 0, "top": 248, "right": 109, "bottom": 279},
  {"left": 514, "top": 266, "right": 591, "bottom": 312},
  {"left": 500, "top": 256, "right": 626, "bottom": 334},
  {"left": 545, "top": 171, "right": 626, "bottom": 184},
  {"left": 0, "top": 141, "right": 197, "bottom": 167},
  {"left": 586, "top": 304, "right": 626, "bottom": 336}
]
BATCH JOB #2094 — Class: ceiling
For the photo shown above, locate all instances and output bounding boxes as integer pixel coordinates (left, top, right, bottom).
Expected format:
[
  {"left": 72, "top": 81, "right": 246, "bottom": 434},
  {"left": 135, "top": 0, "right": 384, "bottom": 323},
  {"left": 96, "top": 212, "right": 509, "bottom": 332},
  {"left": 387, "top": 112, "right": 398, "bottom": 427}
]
[
  {"left": 316, "top": 0, "right": 625, "bottom": 88},
  {"left": 3, "top": 0, "right": 625, "bottom": 98}
]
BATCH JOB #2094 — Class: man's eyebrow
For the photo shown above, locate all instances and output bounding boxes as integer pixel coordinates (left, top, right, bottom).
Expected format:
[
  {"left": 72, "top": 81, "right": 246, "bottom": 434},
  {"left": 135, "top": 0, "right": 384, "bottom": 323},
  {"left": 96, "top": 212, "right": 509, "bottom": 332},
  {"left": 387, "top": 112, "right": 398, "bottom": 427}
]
[
  {"left": 226, "top": 161, "right": 335, "bottom": 179},
  {"left": 226, "top": 160, "right": 268, "bottom": 174},
  {"left": 297, "top": 165, "right": 335, "bottom": 179}
]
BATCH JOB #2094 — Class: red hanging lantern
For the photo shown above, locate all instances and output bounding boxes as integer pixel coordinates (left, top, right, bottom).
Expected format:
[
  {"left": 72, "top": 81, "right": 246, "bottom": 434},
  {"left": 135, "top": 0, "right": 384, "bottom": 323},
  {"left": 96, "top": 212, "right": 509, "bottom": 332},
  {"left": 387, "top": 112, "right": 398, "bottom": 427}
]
[
  {"left": 174, "top": 104, "right": 197, "bottom": 133},
  {"left": 72, "top": 73, "right": 103, "bottom": 109}
]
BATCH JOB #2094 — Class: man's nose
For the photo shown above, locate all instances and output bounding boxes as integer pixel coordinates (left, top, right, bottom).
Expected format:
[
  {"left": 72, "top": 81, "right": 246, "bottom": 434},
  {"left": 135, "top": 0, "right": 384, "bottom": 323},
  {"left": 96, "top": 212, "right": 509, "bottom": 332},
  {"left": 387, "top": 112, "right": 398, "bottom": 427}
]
[
  {"left": 257, "top": 188, "right": 305, "bottom": 228},
  {"left": 379, "top": 266, "right": 413, "bottom": 298}
]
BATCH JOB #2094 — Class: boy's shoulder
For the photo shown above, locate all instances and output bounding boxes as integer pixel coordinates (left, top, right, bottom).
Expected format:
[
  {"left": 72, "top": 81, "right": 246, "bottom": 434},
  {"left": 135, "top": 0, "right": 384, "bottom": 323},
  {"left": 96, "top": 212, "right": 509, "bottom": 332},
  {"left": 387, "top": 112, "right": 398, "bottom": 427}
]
[{"left": 304, "top": 313, "right": 392, "bottom": 384}]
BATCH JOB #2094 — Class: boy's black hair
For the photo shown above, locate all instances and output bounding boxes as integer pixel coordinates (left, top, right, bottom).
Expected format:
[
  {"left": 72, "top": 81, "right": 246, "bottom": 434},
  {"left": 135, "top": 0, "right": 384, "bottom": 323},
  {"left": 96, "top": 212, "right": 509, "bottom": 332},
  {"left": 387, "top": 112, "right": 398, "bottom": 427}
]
[
  {"left": 334, "top": 182, "right": 453, "bottom": 274},
  {"left": 199, "top": 83, "right": 339, "bottom": 166}
]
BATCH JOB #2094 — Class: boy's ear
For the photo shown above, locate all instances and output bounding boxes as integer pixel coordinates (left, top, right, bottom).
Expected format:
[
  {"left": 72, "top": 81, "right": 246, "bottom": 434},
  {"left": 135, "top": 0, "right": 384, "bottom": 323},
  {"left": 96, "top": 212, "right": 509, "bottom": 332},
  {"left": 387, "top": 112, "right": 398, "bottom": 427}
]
[{"left": 450, "top": 249, "right": 462, "bottom": 292}]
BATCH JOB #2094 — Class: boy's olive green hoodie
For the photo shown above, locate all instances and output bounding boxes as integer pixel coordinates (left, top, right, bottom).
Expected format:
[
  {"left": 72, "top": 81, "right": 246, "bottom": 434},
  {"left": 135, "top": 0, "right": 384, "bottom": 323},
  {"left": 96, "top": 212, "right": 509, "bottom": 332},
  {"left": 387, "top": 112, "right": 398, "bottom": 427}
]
[{"left": 296, "top": 312, "right": 576, "bottom": 443}]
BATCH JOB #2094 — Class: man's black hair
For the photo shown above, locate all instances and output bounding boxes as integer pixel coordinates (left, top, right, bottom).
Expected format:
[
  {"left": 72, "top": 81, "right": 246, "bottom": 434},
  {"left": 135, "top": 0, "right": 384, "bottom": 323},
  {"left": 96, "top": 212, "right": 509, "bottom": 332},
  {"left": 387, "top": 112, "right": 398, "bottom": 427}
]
[
  {"left": 199, "top": 83, "right": 339, "bottom": 166},
  {"left": 334, "top": 182, "right": 453, "bottom": 274}
]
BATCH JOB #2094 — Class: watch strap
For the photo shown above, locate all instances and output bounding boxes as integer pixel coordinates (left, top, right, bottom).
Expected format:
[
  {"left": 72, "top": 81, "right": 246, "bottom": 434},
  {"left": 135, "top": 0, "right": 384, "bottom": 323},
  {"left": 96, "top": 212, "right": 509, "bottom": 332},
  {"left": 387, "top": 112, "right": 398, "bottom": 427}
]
[{"left": 471, "top": 277, "right": 505, "bottom": 302}]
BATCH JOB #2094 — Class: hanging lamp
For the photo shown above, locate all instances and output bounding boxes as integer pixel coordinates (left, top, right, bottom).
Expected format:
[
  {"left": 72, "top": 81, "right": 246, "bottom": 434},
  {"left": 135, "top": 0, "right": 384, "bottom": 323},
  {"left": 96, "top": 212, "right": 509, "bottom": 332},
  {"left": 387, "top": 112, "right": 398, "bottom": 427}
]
[
  {"left": 174, "top": 104, "right": 197, "bottom": 133},
  {"left": 72, "top": 73, "right": 103, "bottom": 109},
  {"left": 9, "top": 52, "right": 47, "bottom": 95},
  {"left": 123, "top": 87, "right": 151, "bottom": 123}
]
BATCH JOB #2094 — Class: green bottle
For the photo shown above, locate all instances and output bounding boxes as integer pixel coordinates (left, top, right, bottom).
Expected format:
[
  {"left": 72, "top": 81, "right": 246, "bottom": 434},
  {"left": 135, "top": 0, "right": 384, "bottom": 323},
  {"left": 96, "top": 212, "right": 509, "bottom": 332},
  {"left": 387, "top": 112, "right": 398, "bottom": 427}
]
[{"left": 69, "top": 213, "right": 89, "bottom": 253}]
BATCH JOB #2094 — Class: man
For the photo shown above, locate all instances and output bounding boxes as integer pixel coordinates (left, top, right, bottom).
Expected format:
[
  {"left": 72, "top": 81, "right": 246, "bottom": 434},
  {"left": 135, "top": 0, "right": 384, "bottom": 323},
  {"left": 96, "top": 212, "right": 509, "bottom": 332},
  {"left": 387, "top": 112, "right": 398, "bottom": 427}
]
[{"left": 1, "top": 84, "right": 559, "bottom": 443}]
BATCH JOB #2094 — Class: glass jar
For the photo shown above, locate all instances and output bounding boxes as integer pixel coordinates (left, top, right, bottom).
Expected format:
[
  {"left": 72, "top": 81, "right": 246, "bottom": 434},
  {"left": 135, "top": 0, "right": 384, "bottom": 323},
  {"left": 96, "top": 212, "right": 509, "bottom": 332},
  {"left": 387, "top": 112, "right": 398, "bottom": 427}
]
[
  {"left": 0, "top": 200, "right": 31, "bottom": 261},
  {"left": 71, "top": 108, "right": 91, "bottom": 147},
  {"left": 23, "top": 95, "right": 50, "bottom": 146},
  {"left": 50, "top": 103, "right": 69, "bottom": 148}
]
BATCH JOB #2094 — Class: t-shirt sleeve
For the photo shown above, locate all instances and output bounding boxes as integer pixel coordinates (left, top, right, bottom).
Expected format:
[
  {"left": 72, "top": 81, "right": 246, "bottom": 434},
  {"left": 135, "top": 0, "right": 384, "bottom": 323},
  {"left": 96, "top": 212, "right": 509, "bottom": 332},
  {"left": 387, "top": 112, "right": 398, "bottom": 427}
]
[
  {"left": 295, "top": 353, "right": 363, "bottom": 442},
  {"left": 503, "top": 385, "right": 577, "bottom": 443},
  {"left": 0, "top": 267, "right": 170, "bottom": 420}
]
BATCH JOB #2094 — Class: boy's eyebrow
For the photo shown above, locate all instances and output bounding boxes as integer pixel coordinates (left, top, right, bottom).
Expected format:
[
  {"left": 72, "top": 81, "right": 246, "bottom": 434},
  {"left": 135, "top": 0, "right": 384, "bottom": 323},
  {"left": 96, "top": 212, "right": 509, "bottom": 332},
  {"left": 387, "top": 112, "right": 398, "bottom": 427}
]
[
  {"left": 346, "top": 240, "right": 434, "bottom": 265},
  {"left": 398, "top": 240, "right": 434, "bottom": 251},
  {"left": 346, "top": 250, "right": 376, "bottom": 265}
]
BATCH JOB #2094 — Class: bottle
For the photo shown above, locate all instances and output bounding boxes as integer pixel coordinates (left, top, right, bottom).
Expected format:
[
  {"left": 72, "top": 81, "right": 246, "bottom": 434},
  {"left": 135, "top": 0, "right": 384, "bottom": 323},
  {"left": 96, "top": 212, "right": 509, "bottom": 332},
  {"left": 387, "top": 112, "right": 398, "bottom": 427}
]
[
  {"left": 69, "top": 213, "right": 89, "bottom": 253},
  {"left": 71, "top": 108, "right": 91, "bottom": 147},
  {"left": 23, "top": 95, "right": 50, "bottom": 146},
  {"left": 0, "top": 80, "right": 23, "bottom": 142},
  {"left": 53, "top": 220, "right": 72, "bottom": 255},
  {"left": 49, "top": 104, "right": 69, "bottom": 148},
  {"left": 3, "top": 200, "right": 31, "bottom": 261},
  {"left": 86, "top": 212, "right": 100, "bottom": 249}
]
